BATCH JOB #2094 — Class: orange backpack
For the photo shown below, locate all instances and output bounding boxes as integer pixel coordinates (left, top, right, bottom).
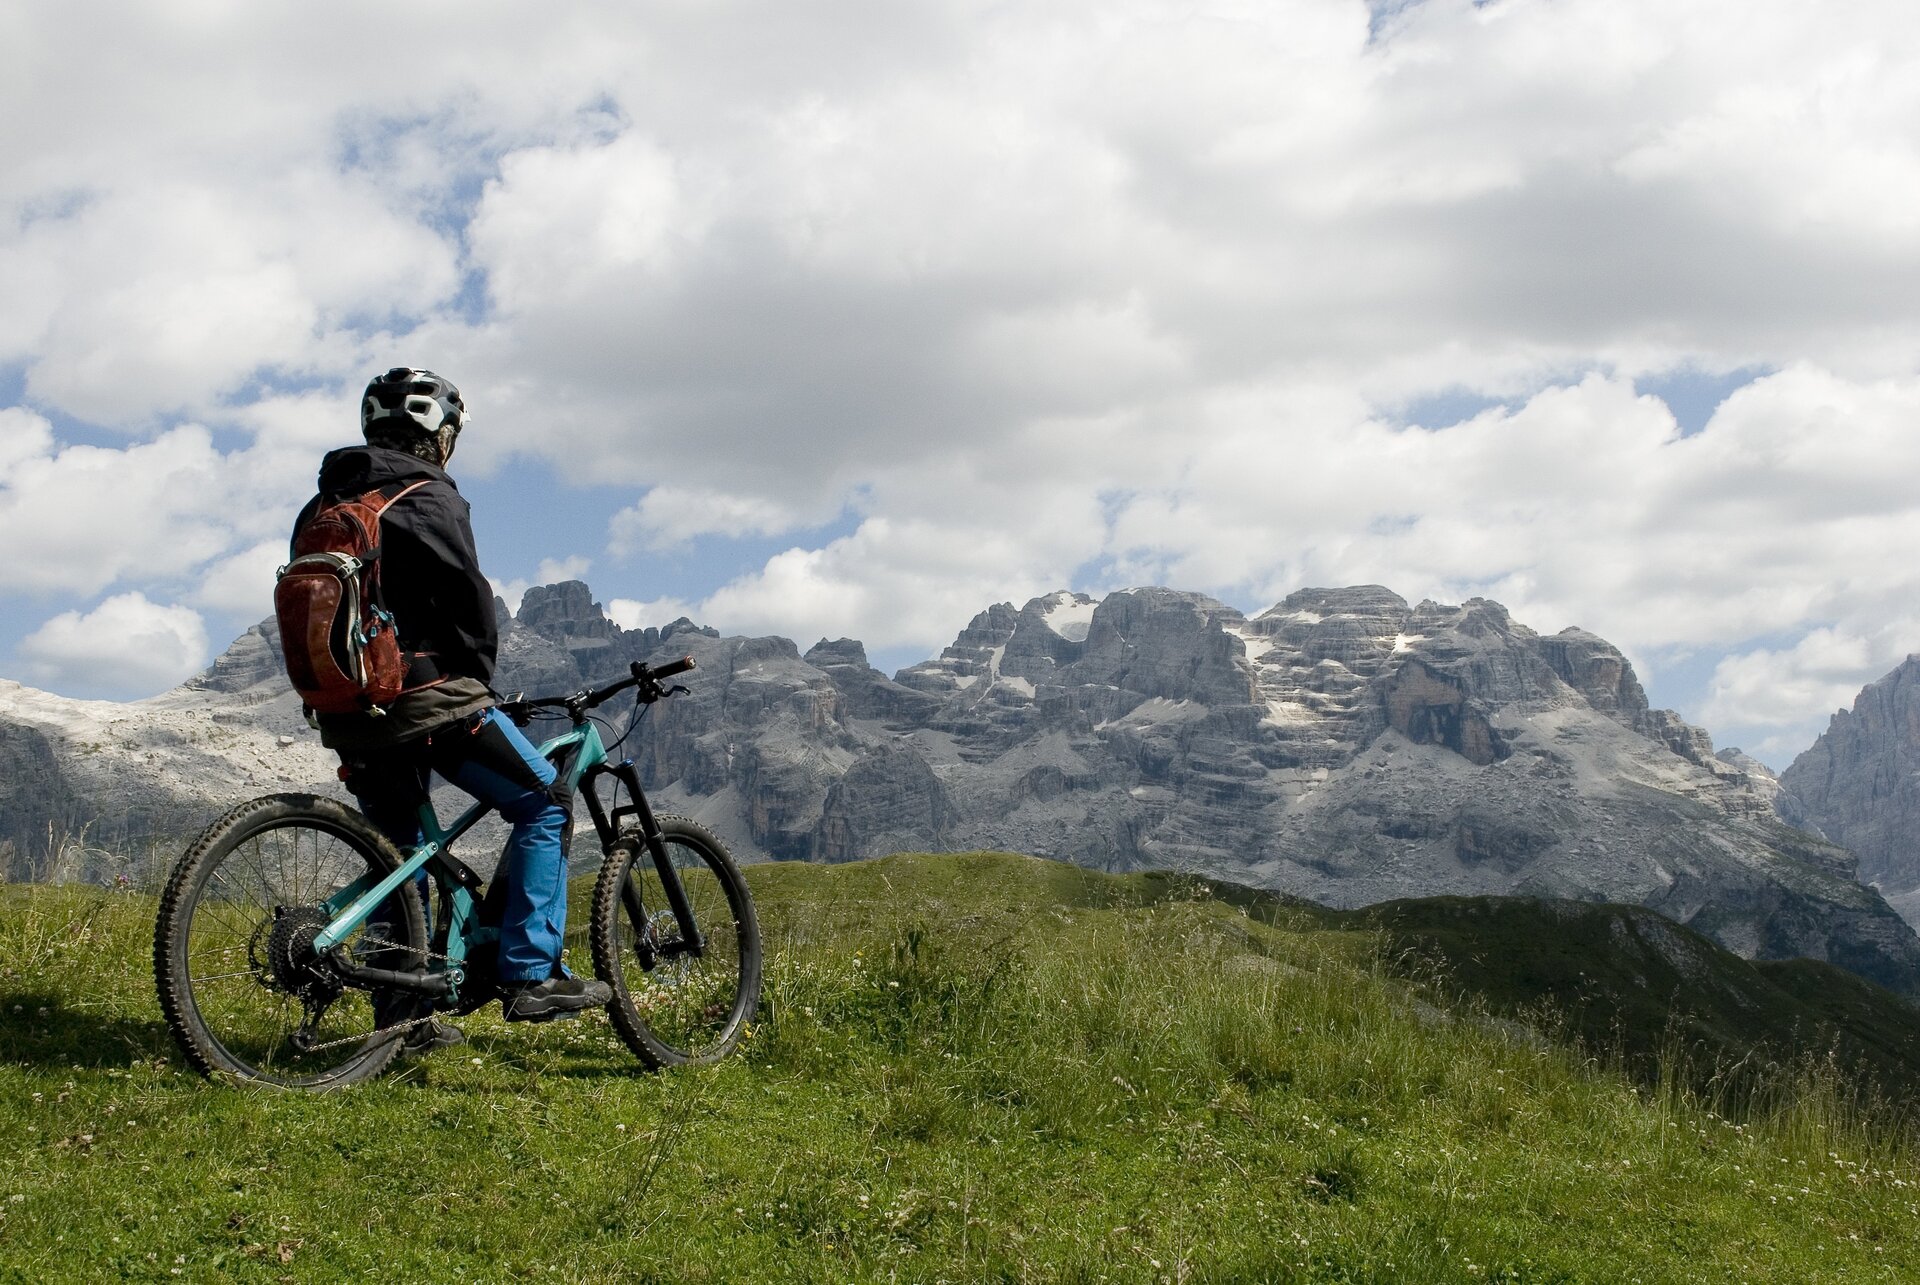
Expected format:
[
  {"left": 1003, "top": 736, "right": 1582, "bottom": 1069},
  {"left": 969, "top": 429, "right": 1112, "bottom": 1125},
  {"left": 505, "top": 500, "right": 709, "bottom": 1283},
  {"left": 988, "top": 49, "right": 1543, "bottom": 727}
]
[{"left": 274, "top": 481, "right": 430, "bottom": 714}]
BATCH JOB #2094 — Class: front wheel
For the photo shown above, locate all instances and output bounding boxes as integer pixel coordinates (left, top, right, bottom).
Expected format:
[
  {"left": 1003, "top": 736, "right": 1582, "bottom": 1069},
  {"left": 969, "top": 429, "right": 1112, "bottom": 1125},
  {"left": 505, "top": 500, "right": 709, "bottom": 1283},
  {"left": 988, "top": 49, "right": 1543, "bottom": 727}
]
[
  {"left": 153, "top": 794, "right": 426, "bottom": 1090},
  {"left": 590, "top": 816, "right": 761, "bottom": 1068}
]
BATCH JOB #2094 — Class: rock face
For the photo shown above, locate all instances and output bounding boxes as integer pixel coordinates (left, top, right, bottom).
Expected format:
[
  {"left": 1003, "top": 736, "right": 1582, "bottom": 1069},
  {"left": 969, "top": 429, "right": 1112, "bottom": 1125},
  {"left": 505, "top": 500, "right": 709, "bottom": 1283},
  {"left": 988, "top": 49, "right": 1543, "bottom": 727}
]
[
  {"left": 1780, "top": 658, "right": 1920, "bottom": 929},
  {"left": 0, "top": 618, "right": 335, "bottom": 884},
  {"left": 0, "top": 718, "right": 74, "bottom": 880},
  {"left": 6, "top": 579, "right": 1920, "bottom": 999}
]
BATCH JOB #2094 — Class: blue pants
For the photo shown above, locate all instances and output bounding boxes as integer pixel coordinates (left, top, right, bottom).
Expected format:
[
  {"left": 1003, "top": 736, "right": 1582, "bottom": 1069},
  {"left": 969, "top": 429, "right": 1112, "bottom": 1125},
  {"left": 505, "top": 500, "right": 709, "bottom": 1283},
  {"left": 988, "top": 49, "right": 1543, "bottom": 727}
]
[{"left": 340, "top": 707, "right": 573, "bottom": 983}]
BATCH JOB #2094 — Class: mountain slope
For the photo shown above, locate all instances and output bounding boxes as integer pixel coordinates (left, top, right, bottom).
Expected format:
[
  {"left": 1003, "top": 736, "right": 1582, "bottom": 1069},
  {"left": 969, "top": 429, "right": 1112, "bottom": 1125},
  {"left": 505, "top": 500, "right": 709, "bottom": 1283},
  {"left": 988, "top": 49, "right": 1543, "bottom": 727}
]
[
  {"left": 1354, "top": 894, "right": 1920, "bottom": 1100},
  {"left": 1781, "top": 656, "right": 1920, "bottom": 927},
  {"left": 0, "top": 620, "right": 330, "bottom": 879}
]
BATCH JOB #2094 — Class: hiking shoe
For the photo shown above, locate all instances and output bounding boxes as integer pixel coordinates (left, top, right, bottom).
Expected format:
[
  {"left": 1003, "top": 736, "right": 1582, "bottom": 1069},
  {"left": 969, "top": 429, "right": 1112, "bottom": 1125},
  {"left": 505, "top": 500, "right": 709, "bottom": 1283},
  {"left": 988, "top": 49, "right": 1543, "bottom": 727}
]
[
  {"left": 500, "top": 976, "right": 612, "bottom": 1023},
  {"left": 395, "top": 1018, "right": 467, "bottom": 1060}
]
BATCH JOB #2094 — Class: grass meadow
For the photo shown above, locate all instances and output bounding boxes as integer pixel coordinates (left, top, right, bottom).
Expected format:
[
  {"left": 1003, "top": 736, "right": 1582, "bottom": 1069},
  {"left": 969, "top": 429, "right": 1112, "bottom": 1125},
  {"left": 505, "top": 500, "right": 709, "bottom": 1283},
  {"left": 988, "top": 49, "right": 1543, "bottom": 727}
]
[{"left": 2, "top": 851, "right": 1916, "bottom": 1282}]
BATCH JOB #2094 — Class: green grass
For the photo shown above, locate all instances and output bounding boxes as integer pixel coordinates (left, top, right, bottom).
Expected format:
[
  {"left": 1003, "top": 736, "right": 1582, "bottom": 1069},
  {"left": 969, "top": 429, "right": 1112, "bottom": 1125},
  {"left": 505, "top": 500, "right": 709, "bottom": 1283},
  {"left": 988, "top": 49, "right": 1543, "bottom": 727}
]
[
  {"left": 1351, "top": 895, "right": 1920, "bottom": 1107},
  {"left": 2, "top": 853, "right": 1917, "bottom": 1283}
]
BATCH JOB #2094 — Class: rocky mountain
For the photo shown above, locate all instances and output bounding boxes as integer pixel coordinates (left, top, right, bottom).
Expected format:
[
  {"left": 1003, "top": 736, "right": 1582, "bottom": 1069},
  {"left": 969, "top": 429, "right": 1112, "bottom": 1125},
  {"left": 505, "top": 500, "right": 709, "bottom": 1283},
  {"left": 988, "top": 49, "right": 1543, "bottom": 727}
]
[
  {"left": 0, "top": 619, "right": 332, "bottom": 881},
  {"left": 6, "top": 580, "right": 1920, "bottom": 999},
  {"left": 1779, "top": 657, "right": 1920, "bottom": 928}
]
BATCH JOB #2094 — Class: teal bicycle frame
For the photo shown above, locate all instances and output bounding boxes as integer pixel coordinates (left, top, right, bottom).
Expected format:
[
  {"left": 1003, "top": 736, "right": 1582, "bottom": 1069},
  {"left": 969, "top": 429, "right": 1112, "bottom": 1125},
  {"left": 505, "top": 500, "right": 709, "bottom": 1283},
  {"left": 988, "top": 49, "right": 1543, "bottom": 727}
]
[{"left": 307, "top": 718, "right": 613, "bottom": 1005}]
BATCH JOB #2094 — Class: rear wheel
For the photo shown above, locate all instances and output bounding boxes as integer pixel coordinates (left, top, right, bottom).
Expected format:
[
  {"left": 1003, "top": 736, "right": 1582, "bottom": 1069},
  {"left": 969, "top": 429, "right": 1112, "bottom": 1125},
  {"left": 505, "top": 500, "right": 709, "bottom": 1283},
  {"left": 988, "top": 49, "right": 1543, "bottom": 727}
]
[
  {"left": 590, "top": 816, "right": 761, "bottom": 1068},
  {"left": 154, "top": 794, "right": 426, "bottom": 1090}
]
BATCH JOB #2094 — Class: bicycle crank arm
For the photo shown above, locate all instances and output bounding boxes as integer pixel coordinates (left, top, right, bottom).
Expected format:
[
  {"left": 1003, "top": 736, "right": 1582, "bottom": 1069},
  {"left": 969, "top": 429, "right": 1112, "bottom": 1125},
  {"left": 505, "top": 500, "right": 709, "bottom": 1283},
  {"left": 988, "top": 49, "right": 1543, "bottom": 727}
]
[{"left": 327, "top": 947, "right": 462, "bottom": 996}]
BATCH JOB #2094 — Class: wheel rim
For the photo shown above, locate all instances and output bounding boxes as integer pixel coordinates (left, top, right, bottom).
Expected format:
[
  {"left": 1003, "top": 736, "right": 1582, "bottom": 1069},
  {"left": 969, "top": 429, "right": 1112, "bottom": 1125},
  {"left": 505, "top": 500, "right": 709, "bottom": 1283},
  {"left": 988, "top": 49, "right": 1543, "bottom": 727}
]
[
  {"left": 613, "top": 837, "right": 750, "bottom": 1061},
  {"left": 179, "top": 818, "right": 415, "bottom": 1083}
]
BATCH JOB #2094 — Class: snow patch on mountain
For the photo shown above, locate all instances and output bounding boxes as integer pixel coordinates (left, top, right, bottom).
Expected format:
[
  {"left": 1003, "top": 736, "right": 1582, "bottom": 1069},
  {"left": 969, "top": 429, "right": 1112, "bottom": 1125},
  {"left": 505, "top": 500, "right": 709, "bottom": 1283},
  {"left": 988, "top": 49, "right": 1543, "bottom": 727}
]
[{"left": 1038, "top": 592, "right": 1098, "bottom": 642}]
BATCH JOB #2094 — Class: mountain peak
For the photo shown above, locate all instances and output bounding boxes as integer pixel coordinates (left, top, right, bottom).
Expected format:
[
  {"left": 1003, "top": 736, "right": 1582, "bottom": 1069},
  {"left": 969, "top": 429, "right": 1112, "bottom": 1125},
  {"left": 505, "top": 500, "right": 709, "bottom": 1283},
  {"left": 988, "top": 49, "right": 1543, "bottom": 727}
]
[
  {"left": 1781, "top": 654, "right": 1920, "bottom": 924},
  {"left": 1264, "top": 585, "right": 1410, "bottom": 618}
]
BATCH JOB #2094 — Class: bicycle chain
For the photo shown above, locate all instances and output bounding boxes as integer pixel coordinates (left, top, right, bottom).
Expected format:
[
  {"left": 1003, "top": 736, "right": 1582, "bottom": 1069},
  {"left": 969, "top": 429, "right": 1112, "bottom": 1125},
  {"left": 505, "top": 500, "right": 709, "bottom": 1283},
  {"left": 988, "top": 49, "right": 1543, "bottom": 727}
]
[{"left": 294, "top": 1012, "right": 439, "bottom": 1055}]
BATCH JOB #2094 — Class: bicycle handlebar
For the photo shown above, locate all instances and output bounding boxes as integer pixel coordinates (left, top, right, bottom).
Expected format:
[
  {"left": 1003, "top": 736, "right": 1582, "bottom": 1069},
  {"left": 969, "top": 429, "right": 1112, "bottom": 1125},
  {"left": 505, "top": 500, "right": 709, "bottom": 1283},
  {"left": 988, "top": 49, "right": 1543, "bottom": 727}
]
[
  {"left": 648, "top": 654, "right": 697, "bottom": 681},
  {"left": 498, "top": 655, "right": 697, "bottom": 725}
]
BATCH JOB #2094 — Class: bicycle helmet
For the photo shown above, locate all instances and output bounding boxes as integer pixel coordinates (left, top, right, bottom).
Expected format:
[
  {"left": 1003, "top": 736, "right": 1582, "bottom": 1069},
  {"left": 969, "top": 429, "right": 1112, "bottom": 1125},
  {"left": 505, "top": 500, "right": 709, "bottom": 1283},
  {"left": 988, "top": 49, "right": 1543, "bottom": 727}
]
[{"left": 361, "top": 367, "right": 466, "bottom": 462}]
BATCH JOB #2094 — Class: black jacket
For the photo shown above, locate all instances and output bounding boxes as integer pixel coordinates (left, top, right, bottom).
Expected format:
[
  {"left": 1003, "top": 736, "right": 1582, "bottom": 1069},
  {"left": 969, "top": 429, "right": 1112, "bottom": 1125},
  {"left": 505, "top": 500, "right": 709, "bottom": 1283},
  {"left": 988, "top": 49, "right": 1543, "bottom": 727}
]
[{"left": 291, "top": 446, "right": 499, "bottom": 686}]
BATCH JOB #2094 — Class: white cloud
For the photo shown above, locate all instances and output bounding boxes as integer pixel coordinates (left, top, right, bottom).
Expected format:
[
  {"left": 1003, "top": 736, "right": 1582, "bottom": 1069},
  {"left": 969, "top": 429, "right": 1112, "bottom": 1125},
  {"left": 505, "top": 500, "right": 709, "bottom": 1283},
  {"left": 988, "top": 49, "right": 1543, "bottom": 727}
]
[
  {"left": 18, "top": 592, "right": 209, "bottom": 696},
  {"left": 491, "top": 556, "right": 592, "bottom": 615},
  {"left": 194, "top": 540, "right": 284, "bottom": 619},
  {"left": 243, "top": 387, "right": 362, "bottom": 438},
  {"left": 6, "top": 177, "right": 459, "bottom": 425},
  {"left": 5, "top": 0, "right": 1920, "bottom": 747},
  {"left": 679, "top": 466, "right": 1111, "bottom": 648},
  {"left": 469, "top": 133, "right": 693, "bottom": 314},
  {"left": 0, "top": 410, "right": 324, "bottom": 603},
  {"left": 608, "top": 487, "right": 823, "bottom": 553},
  {"left": 423, "top": 0, "right": 1920, "bottom": 516},
  {"left": 606, "top": 596, "right": 700, "bottom": 632},
  {"left": 0, "top": 407, "right": 54, "bottom": 470},
  {"left": 1701, "top": 626, "right": 1920, "bottom": 765},
  {"left": 0, "top": 423, "right": 229, "bottom": 593}
]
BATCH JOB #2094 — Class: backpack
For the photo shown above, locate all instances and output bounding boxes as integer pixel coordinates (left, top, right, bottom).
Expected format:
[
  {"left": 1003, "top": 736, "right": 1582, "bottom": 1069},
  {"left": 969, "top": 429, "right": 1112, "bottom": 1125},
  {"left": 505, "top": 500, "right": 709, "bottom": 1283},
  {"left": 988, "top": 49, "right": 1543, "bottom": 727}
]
[{"left": 274, "top": 481, "right": 431, "bottom": 715}]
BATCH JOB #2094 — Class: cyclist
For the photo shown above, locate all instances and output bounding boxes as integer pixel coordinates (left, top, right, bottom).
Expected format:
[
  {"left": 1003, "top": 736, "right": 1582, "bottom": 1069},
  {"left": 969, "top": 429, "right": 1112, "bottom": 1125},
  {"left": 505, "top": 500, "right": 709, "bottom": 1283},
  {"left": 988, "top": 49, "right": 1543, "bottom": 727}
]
[{"left": 291, "top": 366, "right": 611, "bottom": 1053}]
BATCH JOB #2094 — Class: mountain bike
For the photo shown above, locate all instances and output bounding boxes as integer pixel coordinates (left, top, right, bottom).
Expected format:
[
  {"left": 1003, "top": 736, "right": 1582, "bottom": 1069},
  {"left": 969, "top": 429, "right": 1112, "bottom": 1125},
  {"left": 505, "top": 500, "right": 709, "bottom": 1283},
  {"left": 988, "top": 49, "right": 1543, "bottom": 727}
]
[{"left": 153, "top": 656, "right": 761, "bottom": 1090}]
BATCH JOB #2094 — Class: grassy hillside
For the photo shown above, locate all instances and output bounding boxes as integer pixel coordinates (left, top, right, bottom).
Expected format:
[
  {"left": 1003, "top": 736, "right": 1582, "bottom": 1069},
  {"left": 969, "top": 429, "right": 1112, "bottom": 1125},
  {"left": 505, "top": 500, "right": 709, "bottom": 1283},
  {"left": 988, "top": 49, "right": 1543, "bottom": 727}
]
[
  {"left": 2, "top": 853, "right": 1917, "bottom": 1283},
  {"left": 1351, "top": 895, "right": 1920, "bottom": 1104}
]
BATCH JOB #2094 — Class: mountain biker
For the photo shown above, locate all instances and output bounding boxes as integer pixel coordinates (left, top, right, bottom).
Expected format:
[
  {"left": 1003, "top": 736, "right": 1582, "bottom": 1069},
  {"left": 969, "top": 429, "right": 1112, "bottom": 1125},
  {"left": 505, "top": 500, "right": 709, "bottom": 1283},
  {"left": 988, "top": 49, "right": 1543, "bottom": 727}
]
[{"left": 291, "top": 366, "right": 611, "bottom": 1053}]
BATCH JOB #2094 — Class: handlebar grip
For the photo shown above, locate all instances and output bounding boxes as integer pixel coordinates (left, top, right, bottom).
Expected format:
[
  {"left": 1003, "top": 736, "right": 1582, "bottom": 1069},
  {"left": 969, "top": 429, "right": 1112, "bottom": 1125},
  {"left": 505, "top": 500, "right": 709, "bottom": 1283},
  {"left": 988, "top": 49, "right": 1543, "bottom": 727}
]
[{"left": 636, "top": 654, "right": 697, "bottom": 681}]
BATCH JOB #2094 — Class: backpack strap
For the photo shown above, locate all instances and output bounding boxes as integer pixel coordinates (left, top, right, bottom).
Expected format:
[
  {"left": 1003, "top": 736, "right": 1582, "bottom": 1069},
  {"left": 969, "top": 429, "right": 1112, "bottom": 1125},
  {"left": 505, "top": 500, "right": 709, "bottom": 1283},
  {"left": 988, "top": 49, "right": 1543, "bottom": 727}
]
[
  {"left": 359, "top": 478, "right": 432, "bottom": 518},
  {"left": 358, "top": 479, "right": 446, "bottom": 699},
  {"left": 289, "top": 478, "right": 432, "bottom": 549}
]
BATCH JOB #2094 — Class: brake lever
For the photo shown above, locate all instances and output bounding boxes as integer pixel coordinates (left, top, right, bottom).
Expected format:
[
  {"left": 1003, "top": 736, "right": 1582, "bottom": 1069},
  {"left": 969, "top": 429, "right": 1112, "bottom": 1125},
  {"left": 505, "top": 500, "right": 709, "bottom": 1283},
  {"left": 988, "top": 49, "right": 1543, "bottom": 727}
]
[{"left": 665, "top": 684, "right": 690, "bottom": 698}]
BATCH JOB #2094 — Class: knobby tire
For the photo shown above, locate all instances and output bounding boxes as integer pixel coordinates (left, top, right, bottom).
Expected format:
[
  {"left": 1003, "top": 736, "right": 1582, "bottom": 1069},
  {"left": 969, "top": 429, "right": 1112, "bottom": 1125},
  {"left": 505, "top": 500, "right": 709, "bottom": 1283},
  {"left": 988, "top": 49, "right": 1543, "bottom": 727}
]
[
  {"left": 589, "top": 815, "right": 761, "bottom": 1069},
  {"left": 153, "top": 793, "right": 426, "bottom": 1090}
]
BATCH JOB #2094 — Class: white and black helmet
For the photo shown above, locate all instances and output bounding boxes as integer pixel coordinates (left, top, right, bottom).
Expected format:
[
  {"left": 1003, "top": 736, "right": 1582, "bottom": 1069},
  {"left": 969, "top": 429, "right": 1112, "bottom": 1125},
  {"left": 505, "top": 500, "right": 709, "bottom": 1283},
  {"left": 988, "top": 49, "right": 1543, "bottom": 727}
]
[{"left": 361, "top": 367, "right": 466, "bottom": 442}]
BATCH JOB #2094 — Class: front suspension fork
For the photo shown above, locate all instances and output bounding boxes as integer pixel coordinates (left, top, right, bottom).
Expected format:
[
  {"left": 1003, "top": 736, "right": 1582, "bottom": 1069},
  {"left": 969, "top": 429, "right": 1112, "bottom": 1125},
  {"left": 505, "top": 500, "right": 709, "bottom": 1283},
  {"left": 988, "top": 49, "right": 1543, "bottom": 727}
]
[{"left": 581, "top": 759, "right": 706, "bottom": 963}]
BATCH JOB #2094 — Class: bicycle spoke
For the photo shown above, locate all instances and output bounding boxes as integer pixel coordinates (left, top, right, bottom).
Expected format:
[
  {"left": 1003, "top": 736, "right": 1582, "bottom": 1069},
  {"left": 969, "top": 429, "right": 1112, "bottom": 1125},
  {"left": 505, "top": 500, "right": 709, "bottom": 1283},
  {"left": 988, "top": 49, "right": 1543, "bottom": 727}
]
[
  {"left": 192, "top": 892, "right": 260, "bottom": 944},
  {"left": 233, "top": 837, "right": 282, "bottom": 903},
  {"left": 158, "top": 799, "right": 426, "bottom": 1089}
]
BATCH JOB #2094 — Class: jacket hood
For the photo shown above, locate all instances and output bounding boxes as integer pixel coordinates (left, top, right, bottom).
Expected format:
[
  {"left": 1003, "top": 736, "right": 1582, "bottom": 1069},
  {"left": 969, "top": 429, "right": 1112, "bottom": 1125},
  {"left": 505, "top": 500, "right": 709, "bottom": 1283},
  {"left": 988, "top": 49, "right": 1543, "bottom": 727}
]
[{"left": 315, "top": 445, "right": 457, "bottom": 498}]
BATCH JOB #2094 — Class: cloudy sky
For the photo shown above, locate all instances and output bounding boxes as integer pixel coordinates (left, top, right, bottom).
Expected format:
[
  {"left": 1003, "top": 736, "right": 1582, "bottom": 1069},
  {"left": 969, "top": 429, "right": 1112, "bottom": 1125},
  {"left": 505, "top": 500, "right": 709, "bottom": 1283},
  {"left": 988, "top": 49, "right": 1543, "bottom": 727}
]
[{"left": 4, "top": 0, "right": 1918, "bottom": 766}]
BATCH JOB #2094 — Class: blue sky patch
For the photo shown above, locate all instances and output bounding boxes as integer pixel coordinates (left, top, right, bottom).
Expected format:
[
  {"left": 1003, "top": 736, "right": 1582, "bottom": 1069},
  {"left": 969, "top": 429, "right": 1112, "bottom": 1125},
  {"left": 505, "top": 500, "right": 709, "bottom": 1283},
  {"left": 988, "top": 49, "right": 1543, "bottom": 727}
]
[
  {"left": 1635, "top": 366, "right": 1770, "bottom": 438},
  {"left": 1391, "top": 387, "right": 1511, "bottom": 431}
]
